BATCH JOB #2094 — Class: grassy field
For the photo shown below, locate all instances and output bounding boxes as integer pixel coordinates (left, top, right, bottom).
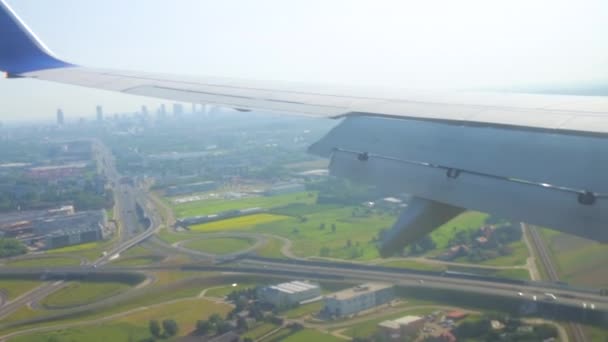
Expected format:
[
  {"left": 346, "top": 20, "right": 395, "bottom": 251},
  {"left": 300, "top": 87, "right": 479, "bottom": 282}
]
[
  {"left": 205, "top": 282, "right": 257, "bottom": 298},
  {"left": 0, "top": 279, "right": 41, "bottom": 300},
  {"left": 4, "top": 257, "right": 81, "bottom": 268},
  {"left": 342, "top": 307, "right": 435, "bottom": 338},
  {"left": 41, "top": 281, "right": 132, "bottom": 308},
  {"left": 183, "top": 237, "right": 254, "bottom": 255},
  {"left": 243, "top": 322, "right": 280, "bottom": 340},
  {"left": 281, "top": 328, "right": 343, "bottom": 342},
  {"left": 539, "top": 227, "right": 608, "bottom": 287},
  {"left": 255, "top": 237, "right": 287, "bottom": 259},
  {"left": 173, "top": 191, "right": 317, "bottom": 218},
  {"left": 0, "top": 275, "right": 239, "bottom": 335},
  {"left": 46, "top": 242, "right": 99, "bottom": 254},
  {"left": 429, "top": 211, "right": 489, "bottom": 249},
  {"left": 190, "top": 213, "right": 290, "bottom": 232},
  {"left": 11, "top": 298, "right": 232, "bottom": 342},
  {"left": 251, "top": 207, "right": 396, "bottom": 260}
]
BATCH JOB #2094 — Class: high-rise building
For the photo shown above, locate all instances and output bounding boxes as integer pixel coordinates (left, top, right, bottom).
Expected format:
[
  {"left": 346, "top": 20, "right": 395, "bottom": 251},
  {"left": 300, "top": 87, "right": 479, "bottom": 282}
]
[
  {"left": 56, "top": 109, "right": 64, "bottom": 125},
  {"left": 96, "top": 105, "right": 103, "bottom": 122},
  {"left": 141, "top": 105, "right": 148, "bottom": 117},
  {"left": 173, "top": 103, "right": 183, "bottom": 116},
  {"left": 159, "top": 104, "right": 167, "bottom": 118},
  {"left": 191, "top": 103, "right": 197, "bottom": 114}
]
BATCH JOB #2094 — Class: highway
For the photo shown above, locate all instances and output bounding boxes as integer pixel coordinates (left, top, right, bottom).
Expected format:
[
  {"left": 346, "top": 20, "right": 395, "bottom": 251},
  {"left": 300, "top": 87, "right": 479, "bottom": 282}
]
[
  {"left": 0, "top": 140, "right": 162, "bottom": 320},
  {"left": 527, "top": 224, "right": 589, "bottom": 342}
]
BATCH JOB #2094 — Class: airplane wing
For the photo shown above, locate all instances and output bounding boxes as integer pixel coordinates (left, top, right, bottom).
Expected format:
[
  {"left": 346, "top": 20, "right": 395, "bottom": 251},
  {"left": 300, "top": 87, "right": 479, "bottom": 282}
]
[{"left": 2, "top": 0, "right": 607, "bottom": 254}]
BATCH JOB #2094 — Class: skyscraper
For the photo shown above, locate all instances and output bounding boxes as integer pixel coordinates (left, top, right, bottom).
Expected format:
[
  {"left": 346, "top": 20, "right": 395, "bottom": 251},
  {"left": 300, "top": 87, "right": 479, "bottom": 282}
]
[
  {"left": 56, "top": 109, "right": 64, "bottom": 125},
  {"left": 96, "top": 105, "right": 103, "bottom": 122},
  {"left": 173, "top": 103, "right": 183, "bottom": 116},
  {"left": 141, "top": 105, "right": 148, "bottom": 117}
]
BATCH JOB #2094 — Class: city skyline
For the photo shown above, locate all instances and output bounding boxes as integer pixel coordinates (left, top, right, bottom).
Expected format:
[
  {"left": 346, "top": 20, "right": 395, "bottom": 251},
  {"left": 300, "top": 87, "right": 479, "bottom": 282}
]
[{"left": 2, "top": 0, "right": 608, "bottom": 120}]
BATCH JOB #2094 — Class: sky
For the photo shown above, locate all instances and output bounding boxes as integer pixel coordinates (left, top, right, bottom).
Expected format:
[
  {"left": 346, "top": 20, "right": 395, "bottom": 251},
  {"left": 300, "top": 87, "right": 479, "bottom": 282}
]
[{"left": 1, "top": 0, "right": 607, "bottom": 121}]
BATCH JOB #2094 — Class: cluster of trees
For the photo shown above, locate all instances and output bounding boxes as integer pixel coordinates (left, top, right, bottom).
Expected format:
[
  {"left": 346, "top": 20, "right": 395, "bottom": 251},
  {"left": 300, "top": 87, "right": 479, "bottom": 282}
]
[
  {"left": 311, "top": 179, "right": 377, "bottom": 206},
  {"left": 194, "top": 313, "right": 235, "bottom": 336},
  {"left": 448, "top": 223, "right": 522, "bottom": 262},
  {"left": 0, "top": 238, "right": 27, "bottom": 257},
  {"left": 147, "top": 319, "right": 178, "bottom": 340},
  {"left": 453, "top": 316, "right": 557, "bottom": 341}
]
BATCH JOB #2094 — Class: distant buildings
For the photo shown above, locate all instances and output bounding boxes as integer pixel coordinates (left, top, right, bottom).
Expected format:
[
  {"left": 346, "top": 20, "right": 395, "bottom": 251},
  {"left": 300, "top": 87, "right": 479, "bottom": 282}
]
[
  {"left": 96, "top": 105, "right": 103, "bottom": 122},
  {"left": 257, "top": 281, "right": 321, "bottom": 308},
  {"left": 173, "top": 103, "right": 184, "bottom": 116},
  {"left": 164, "top": 181, "right": 218, "bottom": 197},
  {"left": 26, "top": 162, "right": 89, "bottom": 181},
  {"left": 177, "top": 207, "right": 263, "bottom": 227},
  {"left": 0, "top": 206, "right": 108, "bottom": 250},
  {"left": 264, "top": 182, "right": 305, "bottom": 196},
  {"left": 56, "top": 108, "right": 64, "bottom": 125},
  {"left": 322, "top": 283, "right": 394, "bottom": 317},
  {"left": 378, "top": 315, "right": 425, "bottom": 341}
]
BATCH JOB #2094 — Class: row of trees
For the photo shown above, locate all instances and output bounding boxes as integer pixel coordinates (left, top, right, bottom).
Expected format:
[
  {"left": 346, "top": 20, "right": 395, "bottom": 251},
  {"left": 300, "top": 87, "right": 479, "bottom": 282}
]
[
  {"left": 148, "top": 319, "right": 178, "bottom": 339},
  {"left": 0, "top": 238, "right": 27, "bottom": 258}
]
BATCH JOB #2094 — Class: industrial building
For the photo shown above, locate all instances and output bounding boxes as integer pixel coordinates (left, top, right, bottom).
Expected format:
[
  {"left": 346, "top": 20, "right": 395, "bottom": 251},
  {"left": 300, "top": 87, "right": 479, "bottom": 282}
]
[
  {"left": 264, "top": 182, "right": 305, "bottom": 196},
  {"left": 165, "top": 181, "right": 218, "bottom": 196},
  {"left": 44, "top": 224, "right": 104, "bottom": 249},
  {"left": 323, "top": 283, "right": 394, "bottom": 317},
  {"left": 0, "top": 206, "right": 108, "bottom": 250},
  {"left": 177, "top": 207, "right": 263, "bottom": 227},
  {"left": 257, "top": 281, "right": 321, "bottom": 308},
  {"left": 377, "top": 315, "right": 425, "bottom": 341}
]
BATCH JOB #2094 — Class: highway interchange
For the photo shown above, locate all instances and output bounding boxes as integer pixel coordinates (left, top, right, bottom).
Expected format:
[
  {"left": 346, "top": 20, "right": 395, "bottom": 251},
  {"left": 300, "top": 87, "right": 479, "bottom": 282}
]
[{"left": 0, "top": 140, "right": 606, "bottom": 340}]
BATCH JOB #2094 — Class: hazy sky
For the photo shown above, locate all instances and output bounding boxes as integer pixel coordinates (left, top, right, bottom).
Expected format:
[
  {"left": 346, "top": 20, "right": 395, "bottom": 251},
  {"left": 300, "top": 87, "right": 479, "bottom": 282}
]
[{"left": 1, "top": 0, "right": 607, "bottom": 121}]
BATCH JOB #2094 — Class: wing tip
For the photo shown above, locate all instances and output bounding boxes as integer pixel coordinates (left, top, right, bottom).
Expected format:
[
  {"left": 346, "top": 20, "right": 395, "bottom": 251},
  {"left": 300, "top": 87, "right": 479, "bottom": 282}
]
[{"left": 0, "top": 0, "right": 73, "bottom": 75}]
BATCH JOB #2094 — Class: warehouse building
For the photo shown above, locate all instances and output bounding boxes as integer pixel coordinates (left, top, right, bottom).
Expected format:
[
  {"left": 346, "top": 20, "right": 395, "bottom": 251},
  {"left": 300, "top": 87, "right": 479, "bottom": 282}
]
[
  {"left": 44, "top": 224, "right": 104, "bottom": 249},
  {"left": 323, "top": 283, "right": 394, "bottom": 317},
  {"left": 257, "top": 281, "right": 321, "bottom": 308},
  {"left": 378, "top": 315, "right": 425, "bottom": 341}
]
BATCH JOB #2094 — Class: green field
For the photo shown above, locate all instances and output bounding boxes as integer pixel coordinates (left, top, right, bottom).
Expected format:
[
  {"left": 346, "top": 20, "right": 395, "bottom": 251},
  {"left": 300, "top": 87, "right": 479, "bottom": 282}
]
[
  {"left": 255, "top": 237, "right": 287, "bottom": 259},
  {"left": 4, "top": 257, "right": 81, "bottom": 268},
  {"left": 47, "top": 242, "right": 99, "bottom": 254},
  {"left": 173, "top": 191, "right": 317, "bottom": 218},
  {"left": 243, "top": 322, "right": 280, "bottom": 340},
  {"left": 281, "top": 329, "right": 343, "bottom": 342},
  {"left": 0, "top": 279, "right": 41, "bottom": 300},
  {"left": 429, "top": 211, "right": 489, "bottom": 249},
  {"left": 190, "top": 214, "right": 289, "bottom": 232},
  {"left": 540, "top": 227, "right": 608, "bottom": 287},
  {"left": 0, "top": 275, "right": 239, "bottom": 335},
  {"left": 41, "top": 281, "right": 132, "bottom": 308},
  {"left": 11, "top": 298, "right": 232, "bottom": 342},
  {"left": 183, "top": 237, "right": 254, "bottom": 255}
]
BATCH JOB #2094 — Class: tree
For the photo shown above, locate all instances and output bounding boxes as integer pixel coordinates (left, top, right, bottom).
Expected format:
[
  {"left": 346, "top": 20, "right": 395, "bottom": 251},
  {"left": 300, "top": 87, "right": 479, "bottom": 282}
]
[
  {"left": 244, "top": 338, "right": 254, "bottom": 342},
  {"left": 346, "top": 239, "right": 352, "bottom": 248},
  {"left": 195, "top": 320, "right": 211, "bottom": 335},
  {"left": 216, "top": 321, "right": 233, "bottom": 334},
  {"left": 237, "top": 316, "right": 249, "bottom": 331},
  {"left": 319, "top": 223, "right": 325, "bottom": 230},
  {"left": 209, "top": 313, "right": 223, "bottom": 325},
  {"left": 162, "top": 319, "right": 178, "bottom": 337},
  {"left": 149, "top": 320, "right": 161, "bottom": 337},
  {"left": 331, "top": 224, "right": 336, "bottom": 233}
]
